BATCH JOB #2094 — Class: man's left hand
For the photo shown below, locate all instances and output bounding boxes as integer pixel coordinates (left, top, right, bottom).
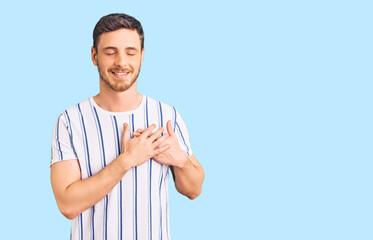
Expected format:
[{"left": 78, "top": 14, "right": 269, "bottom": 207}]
[{"left": 132, "top": 120, "right": 189, "bottom": 168}]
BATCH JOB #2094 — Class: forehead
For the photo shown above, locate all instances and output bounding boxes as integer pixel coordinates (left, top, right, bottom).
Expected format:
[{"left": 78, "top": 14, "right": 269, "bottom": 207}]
[{"left": 97, "top": 28, "right": 141, "bottom": 50}]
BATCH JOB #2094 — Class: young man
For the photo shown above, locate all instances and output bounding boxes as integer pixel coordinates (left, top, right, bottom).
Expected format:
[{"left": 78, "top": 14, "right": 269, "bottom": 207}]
[{"left": 50, "top": 13, "right": 204, "bottom": 240}]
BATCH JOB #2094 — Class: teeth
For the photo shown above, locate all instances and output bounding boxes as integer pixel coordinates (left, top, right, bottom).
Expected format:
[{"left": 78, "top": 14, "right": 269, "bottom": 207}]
[{"left": 114, "top": 72, "right": 128, "bottom": 76}]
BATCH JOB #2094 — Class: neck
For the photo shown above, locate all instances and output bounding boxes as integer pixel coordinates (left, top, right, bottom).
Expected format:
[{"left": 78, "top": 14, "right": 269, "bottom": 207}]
[{"left": 93, "top": 81, "right": 143, "bottom": 112}]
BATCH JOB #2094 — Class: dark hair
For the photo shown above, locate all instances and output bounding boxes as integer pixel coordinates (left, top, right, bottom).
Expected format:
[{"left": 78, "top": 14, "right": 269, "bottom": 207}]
[{"left": 93, "top": 13, "right": 144, "bottom": 51}]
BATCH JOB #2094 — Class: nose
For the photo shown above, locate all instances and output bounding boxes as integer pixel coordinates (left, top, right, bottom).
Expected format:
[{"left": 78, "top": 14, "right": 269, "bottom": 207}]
[{"left": 114, "top": 52, "right": 128, "bottom": 68}]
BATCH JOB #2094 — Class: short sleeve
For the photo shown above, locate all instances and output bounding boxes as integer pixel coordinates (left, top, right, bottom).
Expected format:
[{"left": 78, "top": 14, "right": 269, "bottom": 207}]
[
  {"left": 173, "top": 108, "right": 193, "bottom": 157},
  {"left": 50, "top": 112, "right": 78, "bottom": 166}
]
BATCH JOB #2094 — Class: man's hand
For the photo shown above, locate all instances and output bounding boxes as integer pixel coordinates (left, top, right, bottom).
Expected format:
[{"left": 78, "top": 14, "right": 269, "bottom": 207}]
[
  {"left": 132, "top": 120, "right": 204, "bottom": 200},
  {"left": 132, "top": 120, "right": 188, "bottom": 168},
  {"left": 122, "top": 123, "right": 170, "bottom": 168}
]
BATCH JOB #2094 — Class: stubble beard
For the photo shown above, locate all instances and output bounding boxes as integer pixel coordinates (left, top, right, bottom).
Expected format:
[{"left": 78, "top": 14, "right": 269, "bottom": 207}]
[{"left": 97, "top": 61, "right": 141, "bottom": 92}]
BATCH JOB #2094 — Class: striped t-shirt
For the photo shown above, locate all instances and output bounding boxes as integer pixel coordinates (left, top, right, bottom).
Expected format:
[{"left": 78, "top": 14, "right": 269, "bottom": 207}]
[{"left": 51, "top": 95, "right": 192, "bottom": 240}]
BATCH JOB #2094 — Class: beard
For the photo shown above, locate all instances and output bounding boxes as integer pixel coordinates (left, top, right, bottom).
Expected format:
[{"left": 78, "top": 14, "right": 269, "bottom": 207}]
[{"left": 97, "top": 61, "right": 141, "bottom": 92}]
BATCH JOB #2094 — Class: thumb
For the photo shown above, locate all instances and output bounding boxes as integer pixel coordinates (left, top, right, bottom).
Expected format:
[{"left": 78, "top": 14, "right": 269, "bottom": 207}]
[
  {"left": 122, "top": 123, "right": 130, "bottom": 142},
  {"left": 166, "top": 120, "right": 175, "bottom": 137}
]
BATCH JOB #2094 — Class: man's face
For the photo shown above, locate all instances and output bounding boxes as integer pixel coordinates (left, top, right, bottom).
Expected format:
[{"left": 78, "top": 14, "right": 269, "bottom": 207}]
[{"left": 91, "top": 28, "right": 144, "bottom": 92}]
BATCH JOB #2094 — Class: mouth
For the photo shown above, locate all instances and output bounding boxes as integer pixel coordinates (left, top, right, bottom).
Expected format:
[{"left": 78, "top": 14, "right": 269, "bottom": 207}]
[{"left": 111, "top": 71, "right": 130, "bottom": 78}]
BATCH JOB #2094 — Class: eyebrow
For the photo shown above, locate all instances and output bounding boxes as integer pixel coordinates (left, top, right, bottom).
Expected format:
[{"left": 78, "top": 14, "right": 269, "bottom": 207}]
[
  {"left": 125, "top": 47, "right": 139, "bottom": 52},
  {"left": 102, "top": 46, "right": 117, "bottom": 51}
]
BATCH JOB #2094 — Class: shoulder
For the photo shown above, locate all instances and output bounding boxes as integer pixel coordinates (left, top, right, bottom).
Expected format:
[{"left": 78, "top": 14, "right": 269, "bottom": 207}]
[
  {"left": 54, "top": 98, "right": 91, "bottom": 123},
  {"left": 144, "top": 95, "right": 177, "bottom": 113}
]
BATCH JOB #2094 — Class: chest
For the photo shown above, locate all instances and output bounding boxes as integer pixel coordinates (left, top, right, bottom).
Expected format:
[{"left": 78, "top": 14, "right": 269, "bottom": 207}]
[{"left": 69, "top": 109, "right": 172, "bottom": 179}]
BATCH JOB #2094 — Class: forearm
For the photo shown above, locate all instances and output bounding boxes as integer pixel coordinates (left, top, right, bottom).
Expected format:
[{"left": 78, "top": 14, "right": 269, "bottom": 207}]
[
  {"left": 172, "top": 156, "right": 204, "bottom": 200},
  {"left": 55, "top": 155, "right": 131, "bottom": 219}
]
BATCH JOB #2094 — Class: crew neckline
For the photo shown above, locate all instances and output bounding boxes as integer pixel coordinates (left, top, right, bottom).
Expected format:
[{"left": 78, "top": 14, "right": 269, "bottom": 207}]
[{"left": 89, "top": 94, "right": 146, "bottom": 116}]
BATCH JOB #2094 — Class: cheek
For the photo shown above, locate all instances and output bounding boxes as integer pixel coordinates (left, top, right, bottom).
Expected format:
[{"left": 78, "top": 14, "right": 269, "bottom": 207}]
[
  {"left": 97, "top": 56, "right": 113, "bottom": 68},
  {"left": 134, "top": 58, "right": 143, "bottom": 69}
]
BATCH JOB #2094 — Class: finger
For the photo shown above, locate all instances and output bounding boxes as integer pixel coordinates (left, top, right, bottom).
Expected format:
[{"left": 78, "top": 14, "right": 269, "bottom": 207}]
[
  {"left": 149, "top": 127, "right": 165, "bottom": 142},
  {"left": 153, "top": 145, "right": 170, "bottom": 155},
  {"left": 157, "top": 139, "right": 170, "bottom": 149},
  {"left": 141, "top": 124, "right": 156, "bottom": 138},
  {"left": 166, "top": 120, "right": 175, "bottom": 137},
  {"left": 132, "top": 131, "right": 141, "bottom": 137},
  {"left": 122, "top": 123, "right": 130, "bottom": 142},
  {"left": 132, "top": 128, "right": 144, "bottom": 137},
  {"left": 152, "top": 134, "right": 168, "bottom": 147}
]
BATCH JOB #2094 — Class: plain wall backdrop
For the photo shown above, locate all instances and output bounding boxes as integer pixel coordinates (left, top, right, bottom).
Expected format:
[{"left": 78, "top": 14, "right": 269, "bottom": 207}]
[{"left": 0, "top": 0, "right": 372, "bottom": 239}]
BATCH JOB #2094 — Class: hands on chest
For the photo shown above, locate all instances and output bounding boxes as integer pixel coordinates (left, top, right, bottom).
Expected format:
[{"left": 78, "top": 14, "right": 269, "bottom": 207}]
[{"left": 121, "top": 120, "right": 188, "bottom": 168}]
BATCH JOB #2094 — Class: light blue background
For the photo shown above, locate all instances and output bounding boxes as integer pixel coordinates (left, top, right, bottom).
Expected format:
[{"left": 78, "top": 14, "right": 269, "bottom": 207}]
[{"left": 0, "top": 0, "right": 372, "bottom": 239}]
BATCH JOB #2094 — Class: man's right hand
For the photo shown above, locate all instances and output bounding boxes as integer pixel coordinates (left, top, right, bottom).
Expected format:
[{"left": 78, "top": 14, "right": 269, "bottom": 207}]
[{"left": 120, "top": 123, "right": 169, "bottom": 168}]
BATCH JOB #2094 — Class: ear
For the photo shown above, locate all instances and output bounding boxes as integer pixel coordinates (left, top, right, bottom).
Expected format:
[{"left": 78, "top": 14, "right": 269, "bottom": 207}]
[
  {"left": 140, "top": 47, "right": 145, "bottom": 66},
  {"left": 91, "top": 46, "right": 98, "bottom": 66}
]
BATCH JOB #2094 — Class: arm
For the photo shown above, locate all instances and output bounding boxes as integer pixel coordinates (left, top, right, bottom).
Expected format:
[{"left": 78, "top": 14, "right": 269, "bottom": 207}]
[
  {"left": 170, "top": 154, "right": 204, "bottom": 200},
  {"left": 50, "top": 123, "right": 168, "bottom": 220},
  {"left": 51, "top": 155, "right": 130, "bottom": 220}
]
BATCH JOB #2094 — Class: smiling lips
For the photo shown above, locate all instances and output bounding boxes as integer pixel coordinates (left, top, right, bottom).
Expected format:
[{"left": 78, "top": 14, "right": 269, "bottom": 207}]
[{"left": 112, "top": 71, "right": 130, "bottom": 78}]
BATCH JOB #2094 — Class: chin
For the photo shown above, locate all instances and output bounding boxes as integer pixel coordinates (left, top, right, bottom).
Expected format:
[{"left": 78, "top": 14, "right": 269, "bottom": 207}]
[
  {"left": 111, "top": 85, "right": 131, "bottom": 92},
  {"left": 109, "top": 79, "right": 137, "bottom": 92}
]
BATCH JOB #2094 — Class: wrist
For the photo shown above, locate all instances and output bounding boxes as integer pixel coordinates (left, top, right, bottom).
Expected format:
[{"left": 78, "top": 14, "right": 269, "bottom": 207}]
[
  {"left": 118, "top": 153, "right": 134, "bottom": 171},
  {"left": 174, "top": 153, "right": 190, "bottom": 169}
]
